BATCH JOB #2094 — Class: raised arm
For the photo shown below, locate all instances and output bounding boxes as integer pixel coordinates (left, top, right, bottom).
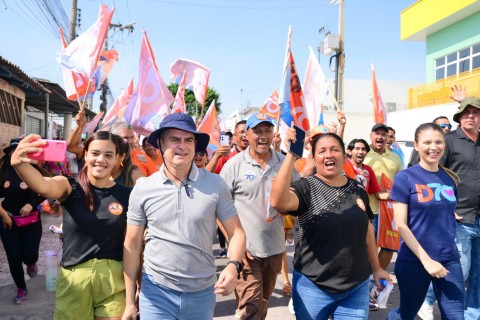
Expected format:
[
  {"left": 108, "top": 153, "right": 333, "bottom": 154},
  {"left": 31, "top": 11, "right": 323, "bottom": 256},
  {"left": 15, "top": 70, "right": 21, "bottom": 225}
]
[
  {"left": 10, "top": 135, "right": 71, "bottom": 200},
  {"left": 67, "top": 111, "right": 87, "bottom": 159},
  {"left": 336, "top": 111, "right": 346, "bottom": 140},
  {"left": 270, "top": 127, "right": 300, "bottom": 212},
  {"left": 205, "top": 145, "right": 230, "bottom": 173}
]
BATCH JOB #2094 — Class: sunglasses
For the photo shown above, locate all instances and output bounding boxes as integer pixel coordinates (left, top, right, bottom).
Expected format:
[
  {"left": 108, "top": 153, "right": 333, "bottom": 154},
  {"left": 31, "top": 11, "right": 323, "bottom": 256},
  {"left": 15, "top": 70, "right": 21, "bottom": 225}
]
[
  {"left": 195, "top": 151, "right": 206, "bottom": 157},
  {"left": 439, "top": 123, "right": 452, "bottom": 129}
]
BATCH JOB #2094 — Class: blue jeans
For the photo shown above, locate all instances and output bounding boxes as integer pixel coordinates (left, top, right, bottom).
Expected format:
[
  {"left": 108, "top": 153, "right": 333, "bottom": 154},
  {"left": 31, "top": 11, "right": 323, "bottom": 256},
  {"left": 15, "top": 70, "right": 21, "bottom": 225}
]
[
  {"left": 139, "top": 273, "right": 216, "bottom": 320},
  {"left": 292, "top": 270, "right": 369, "bottom": 320},
  {"left": 455, "top": 218, "right": 480, "bottom": 320},
  {"left": 387, "top": 259, "right": 464, "bottom": 320}
]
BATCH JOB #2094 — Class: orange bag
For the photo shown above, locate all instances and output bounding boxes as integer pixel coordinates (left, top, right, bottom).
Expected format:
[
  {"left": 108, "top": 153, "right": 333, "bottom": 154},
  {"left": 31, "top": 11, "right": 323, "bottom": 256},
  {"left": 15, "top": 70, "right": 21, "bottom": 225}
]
[{"left": 376, "top": 174, "right": 400, "bottom": 251}]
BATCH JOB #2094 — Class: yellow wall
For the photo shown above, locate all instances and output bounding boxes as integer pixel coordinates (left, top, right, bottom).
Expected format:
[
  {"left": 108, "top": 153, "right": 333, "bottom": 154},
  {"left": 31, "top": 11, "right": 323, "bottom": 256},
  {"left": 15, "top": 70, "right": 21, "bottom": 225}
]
[{"left": 401, "top": 0, "right": 476, "bottom": 40}]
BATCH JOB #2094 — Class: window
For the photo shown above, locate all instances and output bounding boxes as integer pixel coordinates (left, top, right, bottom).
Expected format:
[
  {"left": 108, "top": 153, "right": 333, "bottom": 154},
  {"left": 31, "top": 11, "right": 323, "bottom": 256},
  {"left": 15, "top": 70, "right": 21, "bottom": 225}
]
[{"left": 435, "top": 42, "right": 480, "bottom": 81}]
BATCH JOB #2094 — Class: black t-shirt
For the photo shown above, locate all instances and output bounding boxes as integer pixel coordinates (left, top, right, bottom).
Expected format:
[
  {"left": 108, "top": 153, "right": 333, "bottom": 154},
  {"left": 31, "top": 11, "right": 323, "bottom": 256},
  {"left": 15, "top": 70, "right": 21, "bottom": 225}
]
[
  {"left": 0, "top": 167, "right": 45, "bottom": 216},
  {"left": 290, "top": 176, "right": 374, "bottom": 293},
  {"left": 61, "top": 179, "right": 131, "bottom": 267}
]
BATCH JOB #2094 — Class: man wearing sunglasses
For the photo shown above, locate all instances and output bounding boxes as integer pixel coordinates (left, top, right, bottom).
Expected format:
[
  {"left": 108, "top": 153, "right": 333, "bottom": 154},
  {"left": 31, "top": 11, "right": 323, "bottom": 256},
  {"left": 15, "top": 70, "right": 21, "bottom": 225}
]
[{"left": 408, "top": 116, "right": 452, "bottom": 168}]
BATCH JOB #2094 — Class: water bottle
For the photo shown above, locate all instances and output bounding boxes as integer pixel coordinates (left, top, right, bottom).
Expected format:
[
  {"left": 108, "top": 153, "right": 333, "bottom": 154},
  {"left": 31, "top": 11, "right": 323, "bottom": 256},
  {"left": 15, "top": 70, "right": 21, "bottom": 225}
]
[
  {"left": 44, "top": 250, "right": 58, "bottom": 292},
  {"left": 370, "top": 279, "right": 394, "bottom": 309}
]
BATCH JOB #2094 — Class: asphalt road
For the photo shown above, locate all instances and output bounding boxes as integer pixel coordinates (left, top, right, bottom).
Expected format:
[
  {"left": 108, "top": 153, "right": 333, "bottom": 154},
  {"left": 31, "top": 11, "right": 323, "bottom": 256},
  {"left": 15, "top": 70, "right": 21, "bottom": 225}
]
[{"left": 0, "top": 212, "right": 442, "bottom": 319}]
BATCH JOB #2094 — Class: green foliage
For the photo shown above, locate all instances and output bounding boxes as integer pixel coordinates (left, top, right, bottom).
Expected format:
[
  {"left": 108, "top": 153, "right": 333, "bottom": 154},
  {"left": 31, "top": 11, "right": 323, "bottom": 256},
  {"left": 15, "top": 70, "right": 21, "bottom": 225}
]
[{"left": 167, "top": 83, "right": 222, "bottom": 118}]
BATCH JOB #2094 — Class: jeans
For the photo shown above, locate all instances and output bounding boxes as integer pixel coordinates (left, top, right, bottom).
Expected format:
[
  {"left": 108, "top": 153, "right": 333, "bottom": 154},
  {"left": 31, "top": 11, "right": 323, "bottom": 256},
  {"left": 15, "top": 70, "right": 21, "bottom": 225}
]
[
  {"left": 387, "top": 259, "right": 464, "bottom": 320},
  {"left": 455, "top": 218, "right": 480, "bottom": 320},
  {"left": 139, "top": 273, "right": 215, "bottom": 320},
  {"left": 292, "top": 270, "right": 369, "bottom": 320}
]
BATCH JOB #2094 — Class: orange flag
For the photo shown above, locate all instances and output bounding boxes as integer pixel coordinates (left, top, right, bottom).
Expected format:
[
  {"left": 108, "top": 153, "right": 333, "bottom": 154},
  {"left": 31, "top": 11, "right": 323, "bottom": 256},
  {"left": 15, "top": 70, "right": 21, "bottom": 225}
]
[
  {"left": 260, "top": 88, "right": 280, "bottom": 119},
  {"left": 197, "top": 100, "right": 220, "bottom": 146},
  {"left": 371, "top": 64, "right": 387, "bottom": 124}
]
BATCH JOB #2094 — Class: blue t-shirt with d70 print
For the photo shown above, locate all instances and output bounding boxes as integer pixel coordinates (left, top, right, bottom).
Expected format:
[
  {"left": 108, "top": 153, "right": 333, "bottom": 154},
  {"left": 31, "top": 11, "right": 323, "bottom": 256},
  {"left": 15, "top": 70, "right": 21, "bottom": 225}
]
[{"left": 391, "top": 164, "right": 460, "bottom": 262}]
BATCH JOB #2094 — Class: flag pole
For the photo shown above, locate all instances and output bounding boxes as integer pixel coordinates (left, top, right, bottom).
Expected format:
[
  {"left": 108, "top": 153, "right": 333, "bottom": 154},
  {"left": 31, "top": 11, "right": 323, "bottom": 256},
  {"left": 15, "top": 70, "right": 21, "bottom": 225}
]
[{"left": 275, "top": 110, "right": 281, "bottom": 134}]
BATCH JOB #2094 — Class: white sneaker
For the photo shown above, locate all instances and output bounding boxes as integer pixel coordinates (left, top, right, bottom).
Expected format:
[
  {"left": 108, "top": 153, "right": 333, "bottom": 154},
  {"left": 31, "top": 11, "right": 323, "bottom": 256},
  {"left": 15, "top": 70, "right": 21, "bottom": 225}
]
[
  {"left": 288, "top": 298, "right": 295, "bottom": 315},
  {"left": 417, "top": 302, "right": 434, "bottom": 320}
]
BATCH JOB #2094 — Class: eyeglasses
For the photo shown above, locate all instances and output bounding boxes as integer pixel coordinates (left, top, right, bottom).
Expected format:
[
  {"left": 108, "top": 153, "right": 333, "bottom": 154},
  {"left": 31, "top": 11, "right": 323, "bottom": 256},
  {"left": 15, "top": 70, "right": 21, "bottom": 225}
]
[
  {"left": 195, "top": 152, "right": 206, "bottom": 157},
  {"left": 439, "top": 123, "right": 452, "bottom": 129}
]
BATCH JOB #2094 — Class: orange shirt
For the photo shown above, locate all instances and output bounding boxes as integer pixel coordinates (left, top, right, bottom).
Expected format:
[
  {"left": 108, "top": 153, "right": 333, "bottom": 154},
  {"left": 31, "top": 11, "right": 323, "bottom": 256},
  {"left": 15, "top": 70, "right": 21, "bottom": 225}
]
[
  {"left": 147, "top": 150, "right": 163, "bottom": 170},
  {"left": 131, "top": 149, "right": 158, "bottom": 177}
]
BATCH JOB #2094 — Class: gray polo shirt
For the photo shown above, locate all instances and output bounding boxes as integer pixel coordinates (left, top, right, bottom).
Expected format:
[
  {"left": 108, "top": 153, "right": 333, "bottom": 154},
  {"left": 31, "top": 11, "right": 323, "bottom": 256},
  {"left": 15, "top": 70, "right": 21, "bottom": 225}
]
[
  {"left": 220, "top": 147, "right": 299, "bottom": 258},
  {"left": 127, "top": 164, "right": 237, "bottom": 292}
]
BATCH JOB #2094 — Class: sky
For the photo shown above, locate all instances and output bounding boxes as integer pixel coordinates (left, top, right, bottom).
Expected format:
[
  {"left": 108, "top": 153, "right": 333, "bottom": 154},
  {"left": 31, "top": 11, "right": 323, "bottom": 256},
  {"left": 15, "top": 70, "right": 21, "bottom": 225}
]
[{"left": 0, "top": 0, "right": 424, "bottom": 118}]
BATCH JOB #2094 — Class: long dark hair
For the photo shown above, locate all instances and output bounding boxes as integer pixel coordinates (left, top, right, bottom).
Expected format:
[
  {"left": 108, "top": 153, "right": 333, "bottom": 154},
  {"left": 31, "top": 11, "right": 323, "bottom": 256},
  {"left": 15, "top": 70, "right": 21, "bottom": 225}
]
[
  {"left": 116, "top": 142, "right": 136, "bottom": 188},
  {"left": 414, "top": 122, "right": 459, "bottom": 185},
  {"left": 77, "top": 131, "right": 124, "bottom": 213},
  {"left": 0, "top": 145, "right": 50, "bottom": 183}
]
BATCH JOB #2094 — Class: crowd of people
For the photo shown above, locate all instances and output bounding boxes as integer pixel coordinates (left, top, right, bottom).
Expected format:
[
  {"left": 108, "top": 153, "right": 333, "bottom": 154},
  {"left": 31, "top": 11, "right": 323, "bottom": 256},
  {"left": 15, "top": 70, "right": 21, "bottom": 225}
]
[{"left": 0, "top": 89, "right": 479, "bottom": 320}]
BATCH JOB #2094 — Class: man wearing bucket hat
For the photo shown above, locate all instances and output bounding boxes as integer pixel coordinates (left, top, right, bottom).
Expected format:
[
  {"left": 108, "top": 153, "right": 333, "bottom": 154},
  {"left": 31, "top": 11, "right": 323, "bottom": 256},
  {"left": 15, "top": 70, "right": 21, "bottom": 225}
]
[
  {"left": 122, "top": 113, "right": 246, "bottom": 320},
  {"left": 426, "top": 97, "right": 480, "bottom": 320},
  {"left": 220, "top": 112, "right": 300, "bottom": 319}
]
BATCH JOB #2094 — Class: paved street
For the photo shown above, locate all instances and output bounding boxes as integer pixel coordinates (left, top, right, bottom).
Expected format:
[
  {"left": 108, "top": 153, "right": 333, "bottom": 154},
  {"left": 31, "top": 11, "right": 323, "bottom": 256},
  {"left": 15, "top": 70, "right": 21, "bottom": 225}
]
[{"left": 0, "top": 212, "right": 441, "bottom": 319}]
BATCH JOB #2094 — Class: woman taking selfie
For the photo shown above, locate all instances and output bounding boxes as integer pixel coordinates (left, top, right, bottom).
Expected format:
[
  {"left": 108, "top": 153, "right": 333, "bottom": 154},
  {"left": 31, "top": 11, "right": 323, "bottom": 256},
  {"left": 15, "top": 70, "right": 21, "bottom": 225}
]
[
  {"left": 0, "top": 138, "right": 49, "bottom": 304},
  {"left": 270, "top": 129, "right": 390, "bottom": 319},
  {"left": 11, "top": 131, "right": 131, "bottom": 320},
  {"left": 387, "top": 123, "right": 464, "bottom": 320}
]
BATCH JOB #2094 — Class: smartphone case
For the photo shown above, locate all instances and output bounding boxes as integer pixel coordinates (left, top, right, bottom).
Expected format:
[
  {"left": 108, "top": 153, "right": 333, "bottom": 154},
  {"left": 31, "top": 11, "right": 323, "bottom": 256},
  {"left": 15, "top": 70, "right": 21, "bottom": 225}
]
[{"left": 28, "top": 140, "right": 67, "bottom": 163}]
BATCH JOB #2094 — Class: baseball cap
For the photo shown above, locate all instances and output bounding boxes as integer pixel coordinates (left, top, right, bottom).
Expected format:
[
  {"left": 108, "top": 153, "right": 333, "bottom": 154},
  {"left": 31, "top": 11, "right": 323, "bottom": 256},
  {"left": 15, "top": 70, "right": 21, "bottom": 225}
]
[
  {"left": 371, "top": 123, "right": 389, "bottom": 132},
  {"left": 246, "top": 113, "right": 274, "bottom": 130}
]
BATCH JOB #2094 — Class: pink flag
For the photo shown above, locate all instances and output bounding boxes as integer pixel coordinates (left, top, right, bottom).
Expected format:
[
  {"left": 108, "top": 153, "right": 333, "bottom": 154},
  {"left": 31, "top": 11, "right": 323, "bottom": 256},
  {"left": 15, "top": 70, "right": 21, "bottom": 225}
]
[
  {"left": 171, "top": 71, "right": 186, "bottom": 113},
  {"left": 170, "top": 59, "right": 210, "bottom": 106},
  {"left": 58, "top": 5, "right": 114, "bottom": 80},
  {"left": 94, "top": 49, "right": 118, "bottom": 89},
  {"left": 372, "top": 64, "right": 387, "bottom": 124},
  {"left": 83, "top": 112, "right": 105, "bottom": 135},
  {"left": 260, "top": 88, "right": 280, "bottom": 119},
  {"left": 303, "top": 47, "right": 331, "bottom": 127},
  {"left": 59, "top": 28, "right": 93, "bottom": 101},
  {"left": 103, "top": 78, "right": 134, "bottom": 125},
  {"left": 197, "top": 100, "right": 220, "bottom": 146},
  {"left": 124, "top": 31, "right": 174, "bottom": 134}
]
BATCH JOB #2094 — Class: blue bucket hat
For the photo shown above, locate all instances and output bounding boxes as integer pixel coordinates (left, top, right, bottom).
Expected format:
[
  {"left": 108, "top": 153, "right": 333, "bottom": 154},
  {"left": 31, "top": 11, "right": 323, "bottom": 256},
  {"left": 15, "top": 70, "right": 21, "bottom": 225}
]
[
  {"left": 147, "top": 113, "right": 210, "bottom": 151},
  {"left": 246, "top": 113, "right": 274, "bottom": 130}
]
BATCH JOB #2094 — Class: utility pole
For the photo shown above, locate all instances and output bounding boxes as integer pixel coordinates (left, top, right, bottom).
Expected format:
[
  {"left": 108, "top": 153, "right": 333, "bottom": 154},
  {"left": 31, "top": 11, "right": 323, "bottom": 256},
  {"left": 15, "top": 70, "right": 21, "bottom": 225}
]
[
  {"left": 100, "top": 22, "right": 135, "bottom": 113},
  {"left": 335, "top": 0, "right": 345, "bottom": 111},
  {"left": 69, "top": 0, "right": 77, "bottom": 42}
]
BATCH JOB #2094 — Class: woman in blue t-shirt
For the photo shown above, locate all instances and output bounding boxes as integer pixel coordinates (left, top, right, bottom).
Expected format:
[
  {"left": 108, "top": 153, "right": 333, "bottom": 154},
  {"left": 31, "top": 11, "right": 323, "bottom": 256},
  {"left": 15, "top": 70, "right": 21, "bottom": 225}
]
[
  {"left": 387, "top": 123, "right": 464, "bottom": 320},
  {"left": 10, "top": 131, "right": 132, "bottom": 320}
]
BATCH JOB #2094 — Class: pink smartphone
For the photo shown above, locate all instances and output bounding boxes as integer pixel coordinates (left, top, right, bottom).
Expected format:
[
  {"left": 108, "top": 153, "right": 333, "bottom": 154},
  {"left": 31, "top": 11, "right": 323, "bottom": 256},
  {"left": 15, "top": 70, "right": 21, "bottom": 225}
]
[{"left": 27, "top": 139, "right": 67, "bottom": 162}]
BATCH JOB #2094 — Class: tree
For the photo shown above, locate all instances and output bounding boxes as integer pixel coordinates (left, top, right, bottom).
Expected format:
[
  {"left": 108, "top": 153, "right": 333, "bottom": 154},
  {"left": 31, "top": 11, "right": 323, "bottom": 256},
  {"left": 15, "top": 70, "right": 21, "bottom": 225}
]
[{"left": 168, "top": 83, "right": 222, "bottom": 118}]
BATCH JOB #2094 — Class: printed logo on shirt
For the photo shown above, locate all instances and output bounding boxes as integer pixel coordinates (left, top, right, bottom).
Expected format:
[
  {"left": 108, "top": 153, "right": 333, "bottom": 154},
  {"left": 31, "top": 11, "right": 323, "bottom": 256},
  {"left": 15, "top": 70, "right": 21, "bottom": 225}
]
[
  {"left": 415, "top": 183, "right": 456, "bottom": 203},
  {"left": 19, "top": 182, "right": 28, "bottom": 190},
  {"left": 356, "top": 198, "right": 366, "bottom": 211},
  {"left": 244, "top": 171, "right": 256, "bottom": 182},
  {"left": 108, "top": 202, "right": 124, "bottom": 215},
  {"left": 137, "top": 154, "right": 147, "bottom": 163}
]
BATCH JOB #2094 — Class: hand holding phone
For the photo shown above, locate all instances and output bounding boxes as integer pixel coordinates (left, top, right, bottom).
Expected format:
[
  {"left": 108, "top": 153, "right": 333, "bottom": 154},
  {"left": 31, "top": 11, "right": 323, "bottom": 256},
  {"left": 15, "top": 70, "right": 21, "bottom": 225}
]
[
  {"left": 289, "top": 125, "right": 305, "bottom": 158},
  {"left": 220, "top": 134, "right": 230, "bottom": 146},
  {"left": 27, "top": 139, "right": 67, "bottom": 163}
]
